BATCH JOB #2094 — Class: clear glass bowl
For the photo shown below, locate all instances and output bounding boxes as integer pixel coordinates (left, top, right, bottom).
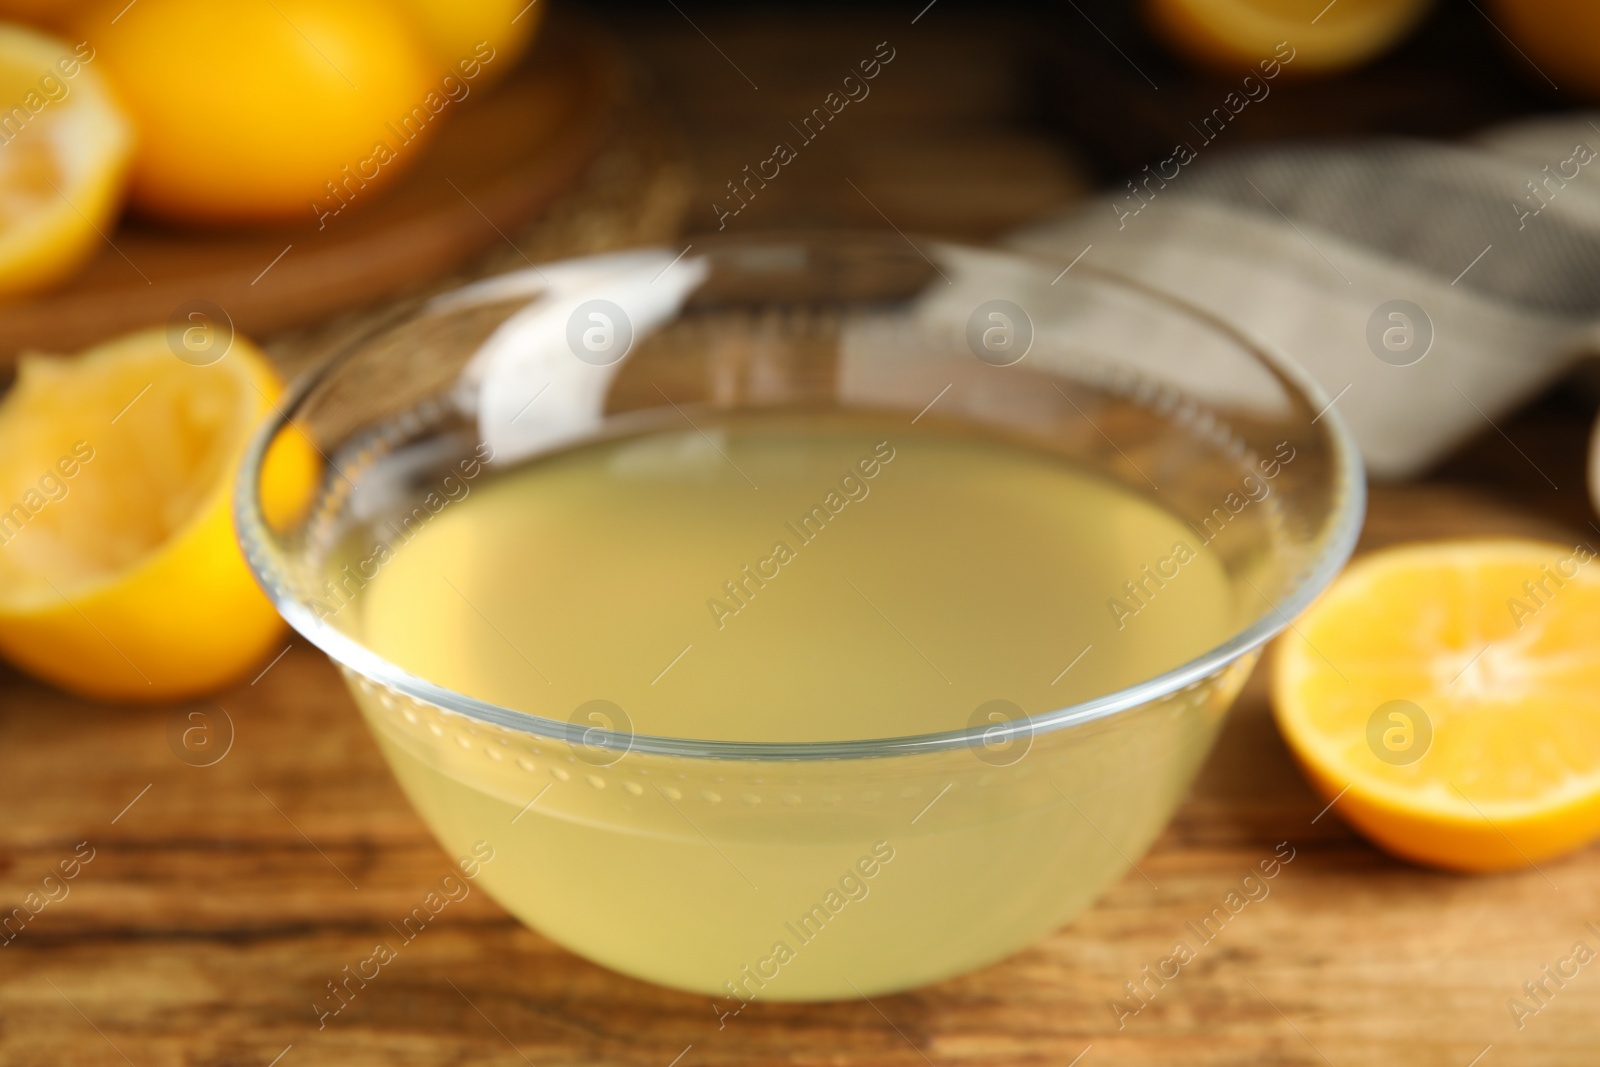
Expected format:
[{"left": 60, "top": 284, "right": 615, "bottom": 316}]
[{"left": 236, "top": 233, "right": 1364, "bottom": 1001}]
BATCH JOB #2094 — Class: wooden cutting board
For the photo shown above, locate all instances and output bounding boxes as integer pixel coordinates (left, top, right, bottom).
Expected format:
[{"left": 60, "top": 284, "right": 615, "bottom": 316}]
[{"left": 0, "top": 13, "right": 625, "bottom": 367}]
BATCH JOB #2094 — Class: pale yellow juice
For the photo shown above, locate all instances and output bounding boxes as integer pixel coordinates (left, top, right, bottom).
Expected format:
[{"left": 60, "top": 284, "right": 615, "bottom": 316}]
[{"left": 335, "top": 411, "right": 1241, "bottom": 998}]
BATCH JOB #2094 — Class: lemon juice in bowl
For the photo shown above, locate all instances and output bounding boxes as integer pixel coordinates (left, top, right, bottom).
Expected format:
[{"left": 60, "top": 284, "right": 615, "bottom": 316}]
[
  {"left": 328, "top": 412, "right": 1235, "bottom": 995},
  {"left": 239, "top": 236, "right": 1363, "bottom": 999}
]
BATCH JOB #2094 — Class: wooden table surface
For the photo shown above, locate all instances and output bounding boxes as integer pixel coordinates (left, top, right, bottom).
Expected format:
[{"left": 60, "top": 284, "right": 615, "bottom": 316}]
[{"left": 5, "top": 8, "right": 1600, "bottom": 1066}]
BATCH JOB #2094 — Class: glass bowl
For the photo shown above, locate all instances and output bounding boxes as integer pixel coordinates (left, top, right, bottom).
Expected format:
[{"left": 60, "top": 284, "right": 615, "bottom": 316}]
[{"left": 236, "top": 232, "right": 1364, "bottom": 1001}]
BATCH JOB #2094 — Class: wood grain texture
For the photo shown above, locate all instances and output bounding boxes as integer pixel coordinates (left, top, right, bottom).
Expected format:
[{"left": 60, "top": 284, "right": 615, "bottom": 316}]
[
  {"left": 619, "top": 11, "right": 1092, "bottom": 240},
  {"left": 4, "top": 8, "right": 1600, "bottom": 1067},
  {"left": 4, "top": 460, "right": 1599, "bottom": 1067}
]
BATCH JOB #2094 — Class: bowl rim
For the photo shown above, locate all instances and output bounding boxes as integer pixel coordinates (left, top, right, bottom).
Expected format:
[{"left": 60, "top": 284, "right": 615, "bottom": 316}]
[{"left": 234, "top": 235, "right": 1367, "bottom": 762}]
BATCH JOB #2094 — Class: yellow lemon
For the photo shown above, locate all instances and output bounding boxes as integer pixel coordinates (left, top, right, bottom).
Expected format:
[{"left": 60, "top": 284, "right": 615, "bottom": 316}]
[
  {"left": 1273, "top": 539, "right": 1600, "bottom": 871},
  {"left": 0, "top": 327, "right": 318, "bottom": 702},
  {"left": 1145, "top": 0, "right": 1434, "bottom": 76},
  {"left": 0, "top": 22, "right": 132, "bottom": 296},
  {"left": 395, "top": 0, "right": 543, "bottom": 86},
  {"left": 1485, "top": 0, "right": 1600, "bottom": 101},
  {"left": 80, "top": 0, "right": 437, "bottom": 225},
  {"left": 0, "top": 1, "right": 96, "bottom": 32}
]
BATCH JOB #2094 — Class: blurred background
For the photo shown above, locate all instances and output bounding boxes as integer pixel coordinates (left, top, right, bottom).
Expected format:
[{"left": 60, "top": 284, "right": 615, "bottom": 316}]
[{"left": 2, "top": 0, "right": 1599, "bottom": 1064}]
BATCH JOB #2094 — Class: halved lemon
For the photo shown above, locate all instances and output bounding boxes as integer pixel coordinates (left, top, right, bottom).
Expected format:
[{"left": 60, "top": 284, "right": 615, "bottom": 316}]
[
  {"left": 1273, "top": 539, "right": 1600, "bottom": 871},
  {"left": 1144, "top": 0, "right": 1434, "bottom": 77},
  {"left": 0, "top": 23, "right": 133, "bottom": 297},
  {"left": 0, "top": 327, "right": 318, "bottom": 702}
]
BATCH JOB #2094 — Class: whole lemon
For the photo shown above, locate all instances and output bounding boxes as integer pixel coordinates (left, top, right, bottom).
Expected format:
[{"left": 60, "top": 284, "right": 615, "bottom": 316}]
[
  {"left": 1144, "top": 0, "right": 1433, "bottom": 77},
  {"left": 0, "top": 0, "right": 95, "bottom": 31},
  {"left": 79, "top": 0, "right": 439, "bottom": 225},
  {"left": 396, "top": 0, "right": 545, "bottom": 86},
  {"left": 1486, "top": 0, "right": 1600, "bottom": 100}
]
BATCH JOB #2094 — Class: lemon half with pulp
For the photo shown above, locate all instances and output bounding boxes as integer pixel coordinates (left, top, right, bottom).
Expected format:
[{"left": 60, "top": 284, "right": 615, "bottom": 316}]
[
  {"left": 0, "top": 329, "right": 317, "bottom": 702},
  {"left": 0, "top": 23, "right": 132, "bottom": 296}
]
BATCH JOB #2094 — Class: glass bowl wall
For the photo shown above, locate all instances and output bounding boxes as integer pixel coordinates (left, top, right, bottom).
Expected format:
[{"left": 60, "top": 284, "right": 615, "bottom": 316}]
[{"left": 236, "top": 233, "right": 1364, "bottom": 999}]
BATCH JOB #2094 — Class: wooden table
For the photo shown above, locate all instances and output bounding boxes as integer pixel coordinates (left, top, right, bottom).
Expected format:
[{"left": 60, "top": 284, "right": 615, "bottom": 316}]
[{"left": 4, "top": 8, "right": 1599, "bottom": 1066}]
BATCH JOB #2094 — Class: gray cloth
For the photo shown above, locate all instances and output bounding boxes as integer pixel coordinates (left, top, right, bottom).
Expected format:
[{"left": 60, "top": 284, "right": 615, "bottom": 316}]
[{"left": 1009, "top": 114, "right": 1600, "bottom": 507}]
